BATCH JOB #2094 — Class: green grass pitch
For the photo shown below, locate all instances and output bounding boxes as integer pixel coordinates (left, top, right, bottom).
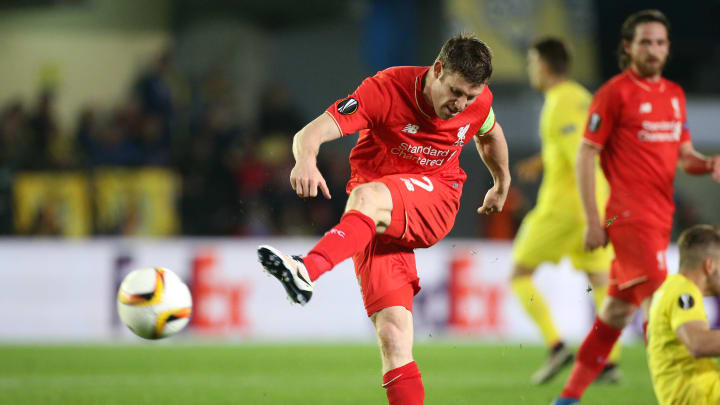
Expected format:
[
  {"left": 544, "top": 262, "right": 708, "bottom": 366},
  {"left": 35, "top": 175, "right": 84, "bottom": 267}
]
[{"left": 0, "top": 343, "right": 654, "bottom": 404}]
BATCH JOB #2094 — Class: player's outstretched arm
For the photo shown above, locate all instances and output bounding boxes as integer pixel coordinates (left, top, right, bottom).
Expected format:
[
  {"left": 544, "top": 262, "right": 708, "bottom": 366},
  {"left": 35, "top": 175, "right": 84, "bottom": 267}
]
[
  {"left": 290, "top": 113, "right": 343, "bottom": 199},
  {"left": 474, "top": 123, "right": 511, "bottom": 215},
  {"left": 577, "top": 141, "right": 608, "bottom": 250},
  {"left": 675, "top": 320, "right": 720, "bottom": 358},
  {"left": 678, "top": 142, "right": 720, "bottom": 183}
]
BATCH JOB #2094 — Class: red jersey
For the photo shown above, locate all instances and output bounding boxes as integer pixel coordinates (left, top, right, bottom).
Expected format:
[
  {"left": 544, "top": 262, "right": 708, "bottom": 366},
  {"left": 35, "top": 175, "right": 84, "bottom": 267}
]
[
  {"left": 584, "top": 69, "right": 691, "bottom": 231},
  {"left": 325, "top": 66, "right": 496, "bottom": 193}
]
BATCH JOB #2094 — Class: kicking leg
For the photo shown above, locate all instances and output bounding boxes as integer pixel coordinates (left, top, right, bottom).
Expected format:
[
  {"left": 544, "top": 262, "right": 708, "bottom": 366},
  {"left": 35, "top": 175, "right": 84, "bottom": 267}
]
[
  {"left": 257, "top": 182, "right": 391, "bottom": 304},
  {"left": 302, "top": 182, "right": 392, "bottom": 280}
]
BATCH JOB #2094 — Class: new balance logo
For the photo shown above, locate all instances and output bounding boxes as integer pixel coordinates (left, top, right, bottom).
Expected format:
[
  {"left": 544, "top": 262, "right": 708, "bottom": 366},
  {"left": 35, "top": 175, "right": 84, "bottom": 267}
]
[
  {"left": 639, "top": 102, "right": 652, "bottom": 114},
  {"left": 401, "top": 124, "right": 419, "bottom": 134}
]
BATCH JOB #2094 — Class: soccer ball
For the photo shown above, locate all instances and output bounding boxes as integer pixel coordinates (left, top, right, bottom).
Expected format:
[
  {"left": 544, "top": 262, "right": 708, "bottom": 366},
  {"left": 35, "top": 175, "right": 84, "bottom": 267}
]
[{"left": 117, "top": 267, "right": 192, "bottom": 340}]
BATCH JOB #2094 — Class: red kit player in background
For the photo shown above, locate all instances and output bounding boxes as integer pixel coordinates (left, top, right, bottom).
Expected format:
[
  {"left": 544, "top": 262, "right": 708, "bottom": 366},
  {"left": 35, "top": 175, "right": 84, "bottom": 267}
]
[
  {"left": 257, "top": 34, "right": 510, "bottom": 405},
  {"left": 553, "top": 10, "right": 720, "bottom": 405}
]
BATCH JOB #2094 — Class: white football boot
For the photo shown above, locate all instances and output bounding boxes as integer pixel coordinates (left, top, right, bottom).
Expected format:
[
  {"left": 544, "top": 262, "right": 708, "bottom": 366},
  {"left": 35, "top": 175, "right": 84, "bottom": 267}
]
[{"left": 257, "top": 245, "right": 314, "bottom": 305}]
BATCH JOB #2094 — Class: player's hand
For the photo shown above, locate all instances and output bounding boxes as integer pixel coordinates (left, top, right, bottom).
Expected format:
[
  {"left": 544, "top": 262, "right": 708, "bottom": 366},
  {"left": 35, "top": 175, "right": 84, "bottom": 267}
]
[
  {"left": 515, "top": 156, "right": 542, "bottom": 183},
  {"left": 477, "top": 185, "right": 508, "bottom": 215},
  {"left": 711, "top": 155, "right": 720, "bottom": 183},
  {"left": 290, "top": 160, "right": 331, "bottom": 199},
  {"left": 584, "top": 222, "right": 609, "bottom": 251}
]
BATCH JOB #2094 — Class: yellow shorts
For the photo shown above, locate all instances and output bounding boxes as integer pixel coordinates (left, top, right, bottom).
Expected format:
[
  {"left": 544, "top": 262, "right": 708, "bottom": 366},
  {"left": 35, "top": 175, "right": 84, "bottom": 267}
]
[{"left": 512, "top": 208, "right": 613, "bottom": 272}]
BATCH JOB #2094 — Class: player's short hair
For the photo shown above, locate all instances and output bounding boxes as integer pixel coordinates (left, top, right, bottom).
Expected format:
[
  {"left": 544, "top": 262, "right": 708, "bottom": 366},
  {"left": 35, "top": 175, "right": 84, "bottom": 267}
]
[
  {"left": 617, "top": 9, "right": 671, "bottom": 70},
  {"left": 437, "top": 34, "right": 493, "bottom": 85},
  {"left": 678, "top": 225, "right": 720, "bottom": 271},
  {"left": 531, "top": 37, "right": 571, "bottom": 76}
]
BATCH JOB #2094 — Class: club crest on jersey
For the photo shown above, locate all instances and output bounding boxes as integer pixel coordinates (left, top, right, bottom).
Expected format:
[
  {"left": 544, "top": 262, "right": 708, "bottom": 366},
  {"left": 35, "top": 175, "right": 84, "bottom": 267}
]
[
  {"left": 671, "top": 97, "right": 681, "bottom": 119},
  {"left": 454, "top": 124, "right": 470, "bottom": 146},
  {"left": 401, "top": 124, "right": 419, "bottom": 134},
  {"left": 678, "top": 294, "right": 694, "bottom": 310},
  {"left": 588, "top": 113, "right": 601, "bottom": 132},
  {"left": 337, "top": 98, "right": 358, "bottom": 115}
]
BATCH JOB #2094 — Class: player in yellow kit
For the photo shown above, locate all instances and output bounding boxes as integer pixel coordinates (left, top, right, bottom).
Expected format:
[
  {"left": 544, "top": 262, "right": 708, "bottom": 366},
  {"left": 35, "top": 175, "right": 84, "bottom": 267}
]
[
  {"left": 648, "top": 225, "right": 720, "bottom": 405},
  {"left": 511, "top": 38, "right": 619, "bottom": 384}
]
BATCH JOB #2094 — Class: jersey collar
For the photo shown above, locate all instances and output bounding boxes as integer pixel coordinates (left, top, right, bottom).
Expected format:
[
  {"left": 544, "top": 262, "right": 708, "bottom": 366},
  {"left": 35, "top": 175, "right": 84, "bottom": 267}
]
[
  {"left": 414, "top": 67, "right": 437, "bottom": 120},
  {"left": 626, "top": 68, "right": 666, "bottom": 93}
]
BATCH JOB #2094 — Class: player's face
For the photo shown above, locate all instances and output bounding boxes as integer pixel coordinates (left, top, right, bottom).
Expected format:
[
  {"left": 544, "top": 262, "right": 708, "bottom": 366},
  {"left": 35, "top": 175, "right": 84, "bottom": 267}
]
[
  {"left": 431, "top": 64, "right": 485, "bottom": 120},
  {"left": 526, "top": 49, "right": 545, "bottom": 90},
  {"left": 626, "top": 22, "right": 669, "bottom": 77},
  {"left": 706, "top": 255, "right": 720, "bottom": 296}
]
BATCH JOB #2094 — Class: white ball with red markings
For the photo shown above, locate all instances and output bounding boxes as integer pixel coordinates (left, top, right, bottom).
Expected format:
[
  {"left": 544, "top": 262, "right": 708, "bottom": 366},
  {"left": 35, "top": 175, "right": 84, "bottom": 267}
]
[{"left": 117, "top": 267, "right": 192, "bottom": 340}]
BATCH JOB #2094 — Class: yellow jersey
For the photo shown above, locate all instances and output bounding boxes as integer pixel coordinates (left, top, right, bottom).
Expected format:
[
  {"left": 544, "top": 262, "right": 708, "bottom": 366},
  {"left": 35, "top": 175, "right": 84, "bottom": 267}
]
[
  {"left": 535, "top": 81, "right": 608, "bottom": 217},
  {"left": 648, "top": 274, "right": 720, "bottom": 405}
]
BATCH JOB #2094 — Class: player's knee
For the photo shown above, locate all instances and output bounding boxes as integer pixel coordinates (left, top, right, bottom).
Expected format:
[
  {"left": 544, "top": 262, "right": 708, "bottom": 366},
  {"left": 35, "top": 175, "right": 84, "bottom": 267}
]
[
  {"left": 347, "top": 185, "right": 376, "bottom": 211},
  {"left": 376, "top": 322, "right": 410, "bottom": 358},
  {"left": 600, "top": 299, "right": 636, "bottom": 328},
  {"left": 346, "top": 183, "right": 390, "bottom": 222}
]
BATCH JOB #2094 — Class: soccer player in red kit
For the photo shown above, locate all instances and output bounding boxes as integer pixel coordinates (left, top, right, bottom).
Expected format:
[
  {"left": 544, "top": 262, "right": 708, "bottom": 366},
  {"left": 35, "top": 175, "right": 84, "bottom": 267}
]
[
  {"left": 257, "top": 34, "right": 510, "bottom": 405},
  {"left": 552, "top": 10, "right": 720, "bottom": 405}
]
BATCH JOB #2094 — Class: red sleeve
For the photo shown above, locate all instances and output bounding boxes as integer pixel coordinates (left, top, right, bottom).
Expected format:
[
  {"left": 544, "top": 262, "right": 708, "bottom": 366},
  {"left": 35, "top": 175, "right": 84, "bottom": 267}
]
[
  {"left": 325, "top": 73, "right": 390, "bottom": 136},
  {"left": 678, "top": 88, "right": 691, "bottom": 143},
  {"left": 583, "top": 83, "right": 620, "bottom": 149}
]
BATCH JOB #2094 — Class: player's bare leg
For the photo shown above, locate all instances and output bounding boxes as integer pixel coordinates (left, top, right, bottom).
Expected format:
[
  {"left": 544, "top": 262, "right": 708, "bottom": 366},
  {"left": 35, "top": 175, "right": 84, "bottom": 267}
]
[
  {"left": 587, "top": 272, "right": 622, "bottom": 384},
  {"left": 344, "top": 182, "right": 393, "bottom": 233},
  {"left": 372, "top": 306, "right": 424, "bottom": 405},
  {"left": 598, "top": 296, "right": 637, "bottom": 329},
  {"left": 511, "top": 264, "right": 573, "bottom": 384}
]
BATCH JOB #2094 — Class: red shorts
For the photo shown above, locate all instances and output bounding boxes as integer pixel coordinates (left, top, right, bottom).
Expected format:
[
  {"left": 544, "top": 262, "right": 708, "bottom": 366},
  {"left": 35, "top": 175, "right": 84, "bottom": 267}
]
[
  {"left": 351, "top": 174, "right": 462, "bottom": 316},
  {"left": 606, "top": 223, "right": 670, "bottom": 306}
]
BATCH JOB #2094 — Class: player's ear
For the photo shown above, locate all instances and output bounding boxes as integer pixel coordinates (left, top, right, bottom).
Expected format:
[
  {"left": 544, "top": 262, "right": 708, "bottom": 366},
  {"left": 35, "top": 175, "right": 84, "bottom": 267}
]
[
  {"left": 433, "top": 61, "right": 443, "bottom": 79},
  {"left": 703, "top": 257, "right": 714, "bottom": 275},
  {"left": 622, "top": 40, "right": 631, "bottom": 56}
]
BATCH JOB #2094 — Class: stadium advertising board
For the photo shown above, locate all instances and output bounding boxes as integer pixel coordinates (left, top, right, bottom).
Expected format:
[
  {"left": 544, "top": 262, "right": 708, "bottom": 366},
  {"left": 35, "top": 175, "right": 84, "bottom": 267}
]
[{"left": 0, "top": 239, "right": 689, "bottom": 342}]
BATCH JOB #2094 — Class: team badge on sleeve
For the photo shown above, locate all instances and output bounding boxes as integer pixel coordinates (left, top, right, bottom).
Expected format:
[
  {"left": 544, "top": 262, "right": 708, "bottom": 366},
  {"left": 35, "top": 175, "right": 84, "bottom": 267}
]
[
  {"left": 337, "top": 98, "right": 358, "bottom": 115},
  {"left": 588, "top": 113, "right": 601, "bottom": 132},
  {"left": 678, "top": 294, "right": 695, "bottom": 310}
]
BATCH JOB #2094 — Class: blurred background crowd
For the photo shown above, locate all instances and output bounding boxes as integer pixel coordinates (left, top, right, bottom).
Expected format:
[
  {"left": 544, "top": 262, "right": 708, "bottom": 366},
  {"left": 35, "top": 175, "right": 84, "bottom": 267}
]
[{"left": 0, "top": 0, "right": 718, "bottom": 239}]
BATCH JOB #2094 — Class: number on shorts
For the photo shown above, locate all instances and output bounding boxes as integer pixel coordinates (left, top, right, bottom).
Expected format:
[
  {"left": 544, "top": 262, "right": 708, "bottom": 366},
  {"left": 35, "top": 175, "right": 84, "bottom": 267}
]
[{"left": 400, "top": 176, "right": 434, "bottom": 192}]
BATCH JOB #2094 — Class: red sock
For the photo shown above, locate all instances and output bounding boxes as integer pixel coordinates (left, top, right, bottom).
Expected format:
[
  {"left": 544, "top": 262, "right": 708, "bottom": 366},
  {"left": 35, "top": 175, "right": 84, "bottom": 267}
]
[
  {"left": 382, "top": 361, "right": 425, "bottom": 405},
  {"left": 561, "top": 318, "right": 622, "bottom": 399},
  {"left": 303, "top": 210, "right": 376, "bottom": 281}
]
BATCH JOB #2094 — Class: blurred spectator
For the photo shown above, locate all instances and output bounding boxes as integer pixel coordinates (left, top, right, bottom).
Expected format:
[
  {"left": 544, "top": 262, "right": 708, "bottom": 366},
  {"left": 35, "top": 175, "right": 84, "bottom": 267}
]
[
  {"left": 138, "top": 113, "right": 171, "bottom": 166},
  {"left": 176, "top": 104, "right": 240, "bottom": 235},
  {"left": 135, "top": 50, "right": 174, "bottom": 121},
  {"left": 0, "top": 101, "right": 30, "bottom": 169},
  {"left": 258, "top": 85, "right": 304, "bottom": 138},
  {"left": 76, "top": 104, "right": 142, "bottom": 167},
  {"left": 27, "top": 90, "right": 60, "bottom": 170}
]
